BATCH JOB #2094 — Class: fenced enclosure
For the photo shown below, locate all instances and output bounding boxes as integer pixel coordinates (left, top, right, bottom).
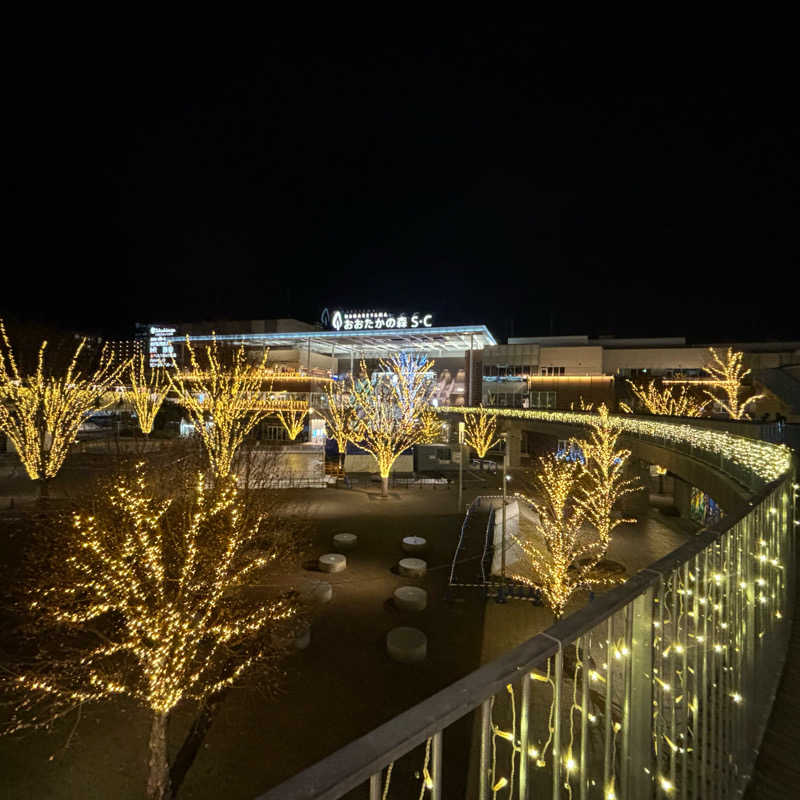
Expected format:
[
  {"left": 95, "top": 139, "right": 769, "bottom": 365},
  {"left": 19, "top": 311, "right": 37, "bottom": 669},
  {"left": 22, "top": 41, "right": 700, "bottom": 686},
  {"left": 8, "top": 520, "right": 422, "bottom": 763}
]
[{"left": 257, "top": 413, "right": 796, "bottom": 800}]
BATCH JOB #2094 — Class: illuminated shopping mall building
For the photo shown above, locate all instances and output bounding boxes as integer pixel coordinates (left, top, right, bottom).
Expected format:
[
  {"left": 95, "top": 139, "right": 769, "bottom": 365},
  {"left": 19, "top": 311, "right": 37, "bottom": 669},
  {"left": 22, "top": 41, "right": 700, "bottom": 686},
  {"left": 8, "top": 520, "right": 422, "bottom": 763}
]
[{"left": 139, "top": 311, "right": 800, "bottom": 423}]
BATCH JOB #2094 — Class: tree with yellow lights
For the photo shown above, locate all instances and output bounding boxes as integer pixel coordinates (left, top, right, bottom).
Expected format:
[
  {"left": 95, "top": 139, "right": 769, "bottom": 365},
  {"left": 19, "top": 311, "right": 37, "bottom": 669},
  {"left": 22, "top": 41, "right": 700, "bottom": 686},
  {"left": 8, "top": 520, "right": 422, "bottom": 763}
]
[
  {"left": 168, "top": 336, "right": 273, "bottom": 478},
  {"left": 0, "top": 320, "right": 128, "bottom": 496},
  {"left": 275, "top": 405, "right": 309, "bottom": 441},
  {"left": 127, "top": 350, "right": 170, "bottom": 435},
  {"left": 511, "top": 454, "right": 619, "bottom": 619},
  {"left": 320, "top": 382, "right": 356, "bottom": 472},
  {"left": 621, "top": 380, "right": 709, "bottom": 417},
  {"left": 463, "top": 405, "right": 500, "bottom": 458},
  {"left": 571, "top": 404, "right": 639, "bottom": 546},
  {"left": 703, "top": 347, "right": 764, "bottom": 420},
  {"left": 3, "top": 462, "right": 302, "bottom": 800},
  {"left": 350, "top": 353, "right": 436, "bottom": 497}
]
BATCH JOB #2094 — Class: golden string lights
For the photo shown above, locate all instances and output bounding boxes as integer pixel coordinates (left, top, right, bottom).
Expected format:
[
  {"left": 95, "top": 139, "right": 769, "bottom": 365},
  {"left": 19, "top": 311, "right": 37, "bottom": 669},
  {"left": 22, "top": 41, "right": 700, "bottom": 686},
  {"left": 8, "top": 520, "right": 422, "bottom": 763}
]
[
  {"left": 463, "top": 405, "right": 500, "bottom": 458},
  {"left": 510, "top": 456, "right": 612, "bottom": 619},
  {"left": 320, "top": 382, "right": 357, "bottom": 471},
  {"left": 703, "top": 346, "right": 765, "bottom": 420},
  {"left": 0, "top": 319, "right": 128, "bottom": 494},
  {"left": 620, "top": 380, "right": 710, "bottom": 417},
  {"left": 571, "top": 404, "right": 639, "bottom": 547},
  {"left": 5, "top": 463, "right": 300, "bottom": 800},
  {"left": 437, "top": 406, "right": 791, "bottom": 484},
  {"left": 350, "top": 353, "right": 436, "bottom": 497},
  {"left": 275, "top": 406, "right": 308, "bottom": 441},
  {"left": 168, "top": 336, "right": 273, "bottom": 477},
  {"left": 127, "top": 349, "right": 169, "bottom": 435}
]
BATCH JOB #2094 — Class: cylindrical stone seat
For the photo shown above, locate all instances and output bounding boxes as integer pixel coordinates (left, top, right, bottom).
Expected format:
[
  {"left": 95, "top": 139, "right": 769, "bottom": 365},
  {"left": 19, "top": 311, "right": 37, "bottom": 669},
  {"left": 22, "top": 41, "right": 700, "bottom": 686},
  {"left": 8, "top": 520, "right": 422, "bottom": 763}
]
[
  {"left": 319, "top": 553, "right": 347, "bottom": 573},
  {"left": 295, "top": 626, "right": 311, "bottom": 650},
  {"left": 401, "top": 536, "right": 427, "bottom": 554},
  {"left": 310, "top": 581, "right": 333, "bottom": 603},
  {"left": 332, "top": 533, "right": 358, "bottom": 552},
  {"left": 398, "top": 558, "right": 427, "bottom": 578},
  {"left": 386, "top": 626, "right": 427, "bottom": 663},
  {"left": 393, "top": 586, "right": 427, "bottom": 612}
]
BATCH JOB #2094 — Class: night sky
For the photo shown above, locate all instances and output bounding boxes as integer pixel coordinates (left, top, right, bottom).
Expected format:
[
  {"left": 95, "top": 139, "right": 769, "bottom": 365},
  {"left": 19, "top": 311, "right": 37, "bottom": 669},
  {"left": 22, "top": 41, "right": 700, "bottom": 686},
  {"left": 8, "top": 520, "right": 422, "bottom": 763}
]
[{"left": 5, "top": 24, "right": 799, "bottom": 343}]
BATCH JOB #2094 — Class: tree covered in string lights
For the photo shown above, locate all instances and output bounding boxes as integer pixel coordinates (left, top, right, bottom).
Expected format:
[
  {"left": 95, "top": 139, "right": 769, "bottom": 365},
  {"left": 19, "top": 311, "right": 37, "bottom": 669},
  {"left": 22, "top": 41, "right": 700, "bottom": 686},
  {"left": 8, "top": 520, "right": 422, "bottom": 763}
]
[
  {"left": 275, "top": 405, "right": 308, "bottom": 441},
  {"left": 571, "top": 404, "right": 639, "bottom": 547},
  {"left": 2, "top": 461, "right": 304, "bottom": 800},
  {"left": 620, "top": 380, "right": 709, "bottom": 417},
  {"left": 350, "top": 353, "right": 436, "bottom": 497},
  {"left": 703, "top": 347, "right": 764, "bottom": 420},
  {"left": 462, "top": 405, "right": 500, "bottom": 458},
  {"left": 168, "top": 336, "right": 273, "bottom": 478},
  {"left": 0, "top": 319, "right": 128, "bottom": 496},
  {"left": 127, "top": 349, "right": 170, "bottom": 435},
  {"left": 320, "top": 382, "right": 357, "bottom": 472}
]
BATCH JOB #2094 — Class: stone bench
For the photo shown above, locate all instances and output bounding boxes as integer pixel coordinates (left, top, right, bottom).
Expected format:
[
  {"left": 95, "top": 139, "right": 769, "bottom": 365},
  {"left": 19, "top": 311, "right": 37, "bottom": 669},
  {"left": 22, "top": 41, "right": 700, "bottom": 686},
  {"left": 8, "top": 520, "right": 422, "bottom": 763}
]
[
  {"left": 401, "top": 536, "right": 427, "bottom": 555},
  {"left": 386, "top": 627, "right": 427, "bottom": 663},
  {"left": 332, "top": 533, "right": 358, "bottom": 552},
  {"left": 319, "top": 553, "right": 347, "bottom": 573},
  {"left": 393, "top": 586, "right": 427, "bottom": 612},
  {"left": 398, "top": 558, "right": 427, "bottom": 578}
]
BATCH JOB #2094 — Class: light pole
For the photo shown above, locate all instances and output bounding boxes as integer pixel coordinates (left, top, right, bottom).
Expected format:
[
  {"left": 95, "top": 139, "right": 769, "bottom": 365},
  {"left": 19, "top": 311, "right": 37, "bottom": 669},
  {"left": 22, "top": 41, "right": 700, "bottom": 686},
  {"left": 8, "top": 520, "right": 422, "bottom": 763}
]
[
  {"left": 500, "top": 432, "right": 508, "bottom": 601},
  {"left": 458, "top": 420, "right": 465, "bottom": 512}
]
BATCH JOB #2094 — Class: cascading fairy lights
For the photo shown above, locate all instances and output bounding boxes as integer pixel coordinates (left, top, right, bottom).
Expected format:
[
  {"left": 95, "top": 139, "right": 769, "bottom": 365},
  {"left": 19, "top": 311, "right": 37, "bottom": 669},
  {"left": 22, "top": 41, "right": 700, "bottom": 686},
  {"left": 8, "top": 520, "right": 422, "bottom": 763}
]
[
  {"left": 127, "top": 349, "right": 169, "bottom": 435},
  {"left": 703, "top": 347, "right": 765, "bottom": 420},
  {"left": 5, "top": 463, "right": 300, "bottom": 800},
  {"left": 168, "top": 335, "right": 274, "bottom": 478},
  {"left": 350, "top": 354, "right": 436, "bottom": 497},
  {"left": 620, "top": 380, "right": 710, "bottom": 418},
  {"left": 463, "top": 405, "right": 501, "bottom": 458},
  {"left": 436, "top": 406, "right": 791, "bottom": 484},
  {"left": 571, "top": 404, "right": 640, "bottom": 547},
  {"left": 0, "top": 319, "right": 129, "bottom": 492}
]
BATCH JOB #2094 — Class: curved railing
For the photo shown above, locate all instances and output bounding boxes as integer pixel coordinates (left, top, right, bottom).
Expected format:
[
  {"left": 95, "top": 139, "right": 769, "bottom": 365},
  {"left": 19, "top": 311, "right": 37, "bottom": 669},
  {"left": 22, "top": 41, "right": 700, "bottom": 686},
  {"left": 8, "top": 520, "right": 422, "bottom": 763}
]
[{"left": 257, "top": 410, "right": 796, "bottom": 800}]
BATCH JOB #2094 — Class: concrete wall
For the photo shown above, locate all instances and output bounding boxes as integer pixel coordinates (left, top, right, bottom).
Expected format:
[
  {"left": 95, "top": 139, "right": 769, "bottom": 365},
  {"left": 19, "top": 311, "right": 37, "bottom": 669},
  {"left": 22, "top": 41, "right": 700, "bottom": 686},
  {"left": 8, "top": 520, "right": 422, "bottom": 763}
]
[
  {"left": 539, "top": 346, "right": 603, "bottom": 375},
  {"left": 344, "top": 454, "right": 414, "bottom": 474},
  {"left": 603, "top": 347, "right": 708, "bottom": 372}
]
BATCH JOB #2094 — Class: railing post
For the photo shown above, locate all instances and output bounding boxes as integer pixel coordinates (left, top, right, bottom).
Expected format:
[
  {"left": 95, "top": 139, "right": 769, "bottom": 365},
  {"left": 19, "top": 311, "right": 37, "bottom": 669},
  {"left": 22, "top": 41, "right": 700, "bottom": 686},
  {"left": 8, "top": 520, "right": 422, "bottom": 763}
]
[
  {"left": 369, "top": 772, "right": 381, "bottom": 800},
  {"left": 431, "top": 730, "right": 443, "bottom": 800},
  {"left": 519, "top": 674, "right": 531, "bottom": 800},
  {"left": 479, "top": 698, "right": 492, "bottom": 800},
  {"left": 625, "top": 582, "right": 656, "bottom": 799}
]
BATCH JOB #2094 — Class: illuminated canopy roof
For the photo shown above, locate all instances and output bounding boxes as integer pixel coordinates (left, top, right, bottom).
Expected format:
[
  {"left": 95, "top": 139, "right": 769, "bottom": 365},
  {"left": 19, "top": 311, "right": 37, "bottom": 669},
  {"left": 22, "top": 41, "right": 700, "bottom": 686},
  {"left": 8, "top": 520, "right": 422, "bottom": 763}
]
[{"left": 170, "top": 325, "right": 496, "bottom": 357}]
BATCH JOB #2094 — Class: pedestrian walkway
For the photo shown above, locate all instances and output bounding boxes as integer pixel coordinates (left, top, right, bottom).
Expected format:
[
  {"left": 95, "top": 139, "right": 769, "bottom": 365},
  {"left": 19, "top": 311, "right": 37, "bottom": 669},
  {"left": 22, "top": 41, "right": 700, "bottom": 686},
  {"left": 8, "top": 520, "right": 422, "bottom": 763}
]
[{"left": 745, "top": 567, "right": 800, "bottom": 798}]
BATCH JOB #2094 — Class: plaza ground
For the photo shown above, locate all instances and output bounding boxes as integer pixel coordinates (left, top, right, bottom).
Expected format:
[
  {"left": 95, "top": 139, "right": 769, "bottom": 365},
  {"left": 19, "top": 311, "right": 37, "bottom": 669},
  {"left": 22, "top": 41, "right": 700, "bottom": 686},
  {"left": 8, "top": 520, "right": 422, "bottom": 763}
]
[{"left": 0, "top": 453, "right": 695, "bottom": 799}]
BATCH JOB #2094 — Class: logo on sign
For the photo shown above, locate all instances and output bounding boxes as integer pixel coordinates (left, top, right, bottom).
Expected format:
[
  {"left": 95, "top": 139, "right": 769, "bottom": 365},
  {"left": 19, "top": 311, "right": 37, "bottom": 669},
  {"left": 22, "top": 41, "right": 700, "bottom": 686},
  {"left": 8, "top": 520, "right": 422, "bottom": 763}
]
[{"left": 327, "top": 310, "right": 433, "bottom": 331}]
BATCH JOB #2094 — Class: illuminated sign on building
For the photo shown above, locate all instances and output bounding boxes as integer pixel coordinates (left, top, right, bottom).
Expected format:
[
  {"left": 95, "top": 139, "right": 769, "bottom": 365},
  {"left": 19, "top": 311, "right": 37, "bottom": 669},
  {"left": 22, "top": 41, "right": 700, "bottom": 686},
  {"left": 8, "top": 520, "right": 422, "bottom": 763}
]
[
  {"left": 149, "top": 326, "right": 176, "bottom": 367},
  {"left": 328, "top": 310, "right": 433, "bottom": 331}
]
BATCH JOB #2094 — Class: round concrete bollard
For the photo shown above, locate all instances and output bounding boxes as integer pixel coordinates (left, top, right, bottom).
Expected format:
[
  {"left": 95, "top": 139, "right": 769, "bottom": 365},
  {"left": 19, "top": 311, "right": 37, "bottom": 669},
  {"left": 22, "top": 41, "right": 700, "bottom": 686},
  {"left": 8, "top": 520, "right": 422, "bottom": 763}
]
[
  {"left": 398, "top": 558, "right": 427, "bottom": 578},
  {"left": 310, "top": 581, "right": 333, "bottom": 603},
  {"left": 295, "top": 627, "right": 311, "bottom": 650},
  {"left": 319, "top": 553, "right": 347, "bottom": 573},
  {"left": 386, "top": 627, "right": 427, "bottom": 663},
  {"left": 401, "top": 536, "right": 427, "bottom": 555},
  {"left": 393, "top": 586, "right": 427, "bottom": 612},
  {"left": 332, "top": 533, "right": 358, "bottom": 552}
]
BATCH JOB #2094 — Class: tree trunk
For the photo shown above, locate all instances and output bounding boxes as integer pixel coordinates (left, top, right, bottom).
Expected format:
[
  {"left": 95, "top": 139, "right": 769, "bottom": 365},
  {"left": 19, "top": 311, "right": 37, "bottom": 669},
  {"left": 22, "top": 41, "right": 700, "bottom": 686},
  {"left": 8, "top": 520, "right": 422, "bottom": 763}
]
[
  {"left": 169, "top": 692, "right": 227, "bottom": 798},
  {"left": 38, "top": 477, "right": 50, "bottom": 499},
  {"left": 381, "top": 474, "right": 389, "bottom": 497},
  {"left": 338, "top": 451, "right": 344, "bottom": 473},
  {"left": 147, "top": 712, "right": 171, "bottom": 800}
]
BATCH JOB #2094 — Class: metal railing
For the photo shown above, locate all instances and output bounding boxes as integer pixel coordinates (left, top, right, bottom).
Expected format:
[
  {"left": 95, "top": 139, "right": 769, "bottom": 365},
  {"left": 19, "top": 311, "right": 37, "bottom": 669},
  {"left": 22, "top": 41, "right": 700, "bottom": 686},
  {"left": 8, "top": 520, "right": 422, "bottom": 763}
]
[{"left": 256, "top": 415, "right": 797, "bottom": 800}]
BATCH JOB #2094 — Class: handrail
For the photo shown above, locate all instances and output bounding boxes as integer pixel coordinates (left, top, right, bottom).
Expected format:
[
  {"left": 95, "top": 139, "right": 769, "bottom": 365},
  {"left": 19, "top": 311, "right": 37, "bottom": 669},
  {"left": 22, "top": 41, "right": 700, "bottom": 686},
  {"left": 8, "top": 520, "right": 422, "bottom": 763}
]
[{"left": 256, "top": 411, "right": 796, "bottom": 800}]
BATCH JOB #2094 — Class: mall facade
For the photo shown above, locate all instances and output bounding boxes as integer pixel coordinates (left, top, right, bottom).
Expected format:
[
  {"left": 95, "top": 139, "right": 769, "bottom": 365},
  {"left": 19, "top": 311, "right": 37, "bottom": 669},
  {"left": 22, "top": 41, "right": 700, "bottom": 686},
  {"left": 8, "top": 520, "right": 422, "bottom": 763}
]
[{"left": 139, "top": 311, "right": 800, "bottom": 422}]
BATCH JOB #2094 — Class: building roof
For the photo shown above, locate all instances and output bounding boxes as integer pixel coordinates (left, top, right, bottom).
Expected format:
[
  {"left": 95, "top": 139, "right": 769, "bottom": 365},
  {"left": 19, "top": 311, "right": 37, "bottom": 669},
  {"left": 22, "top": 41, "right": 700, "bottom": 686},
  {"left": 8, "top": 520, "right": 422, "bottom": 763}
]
[{"left": 170, "top": 324, "right": 497, "bottom": 356}]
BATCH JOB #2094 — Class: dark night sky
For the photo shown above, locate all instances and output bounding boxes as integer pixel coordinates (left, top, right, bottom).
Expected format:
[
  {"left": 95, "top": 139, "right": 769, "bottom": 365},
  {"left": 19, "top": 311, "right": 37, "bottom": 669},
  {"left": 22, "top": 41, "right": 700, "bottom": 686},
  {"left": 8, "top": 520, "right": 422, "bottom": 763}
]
[{"left": 4, "top": 23, "right": 799, "bottom": 343}]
